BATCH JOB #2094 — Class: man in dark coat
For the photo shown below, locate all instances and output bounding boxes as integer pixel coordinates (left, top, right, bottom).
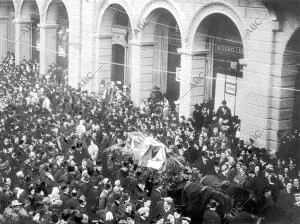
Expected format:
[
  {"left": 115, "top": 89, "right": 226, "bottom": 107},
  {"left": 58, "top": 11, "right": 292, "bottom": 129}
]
[
  {"left": 74, "top": 144, "right": 88, "bottom": 164},
  {"left": 63, "top": 189, "right": 80, "bottom": 210},
  {"left": 99, "top": 132, "right": 110, "bottom": 151},
  {"left": 149, "top": 183, "right": 163, "bottom": 221},
  {"left": 193, "top": 106, "right": 202, "bottom": 131},
  {"left": 59, "top": 183, "right": 70, "bottom": 207},
  {"left": 76, "top": 195, "right": 89, "bottom": 216},
  {"left": 202, "top": 200, "right": 221, "bottom": 224},
  {"left": 111, "top": 166, "right": 129, "bottom": 188},
  {"left": 194, "top": 154, "right": 214, "bottom": 175},
  {"left": 275, "top": 182, "right": 295, "bottom": 220},
  {"left": 216, "top": 100, "right": 231, "bottom": 120}
]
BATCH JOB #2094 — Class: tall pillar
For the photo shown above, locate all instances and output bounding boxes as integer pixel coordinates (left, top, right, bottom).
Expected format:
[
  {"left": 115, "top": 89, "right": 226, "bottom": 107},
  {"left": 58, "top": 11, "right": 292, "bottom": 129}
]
[
  {"left": 94, "top": 34, "right": 113, "bottom": 94},
  {"left": 130, "top": 40, "right": 156, "bottom": 105},
  {"left": 177, "top": 48, "right": 193, "bottom": 118},
  {"left": 129, "top": 39, "right": 143, "bottom": 105},
  {"left": 68, "top": 42, "right": 80, "bottom": 88},
  {"left": 0, "top": 16, "right": 9, "bottom": 59},
  {"left": 15, "top": 20, "right": 32, "bottom": 64},
  {"left": 39, "top": 23, "right": 58, "bottom": 74}
]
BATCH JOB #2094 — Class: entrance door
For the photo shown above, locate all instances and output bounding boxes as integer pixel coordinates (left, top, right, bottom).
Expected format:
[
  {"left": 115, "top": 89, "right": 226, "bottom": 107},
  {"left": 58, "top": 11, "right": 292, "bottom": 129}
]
[
  {"left": 213, "top": 73, "right": 237, "bottom": 115},
  {"left": 111, "top": 44, "right": 125, "bottom": 84}
]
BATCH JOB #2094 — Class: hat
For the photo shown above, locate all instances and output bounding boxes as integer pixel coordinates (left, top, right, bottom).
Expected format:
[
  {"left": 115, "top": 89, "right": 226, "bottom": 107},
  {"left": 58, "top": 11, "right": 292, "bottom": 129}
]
[
  {"left": 102, "top": 178, "right": 110, "bottom": 185},
  {"left": 29, "top": 152, "right": 36, "bottom": 159},
  {"left": 16, "top": 170, "right": 24, "bottom": 178},
  {"left": 137, "top": 207, "right": 149, "bottom": 215},
  {"left": 10, "top": 200, "right": 23, "bottom": 207},
  {"left": 116, "top": 81, "right": 122, "bottom": 85},
  {"left": 164, "top": 197, "right": 173, "bottom": 204},
  {"left": 182, "top": 217, "right": 191, "bottom": 222}
]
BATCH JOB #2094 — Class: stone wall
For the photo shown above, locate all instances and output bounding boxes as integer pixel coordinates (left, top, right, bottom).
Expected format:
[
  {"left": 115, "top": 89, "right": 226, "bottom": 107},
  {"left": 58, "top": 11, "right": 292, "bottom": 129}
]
[{"left": 1, "top": 0, "right": 300, "bottom": 152}]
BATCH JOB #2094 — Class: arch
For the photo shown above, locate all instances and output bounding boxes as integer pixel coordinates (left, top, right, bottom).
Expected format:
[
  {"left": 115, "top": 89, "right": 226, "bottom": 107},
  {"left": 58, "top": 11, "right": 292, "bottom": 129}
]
[
  {"left": 186, "top": 1, "right": 248, "bottom": 59},
  {"left": 40, "top": 0, "right": 69, "bottom": 71},
  {"left": 136, "top": 3, "right": 183, "bottom": 101},
  {"left": 282, "top": 28, "right": 300, "bottom": 125},
  {"left": 1, "top": 0, "right": 16, "bottom": 13},
  {"left": 41, "top": 0, "right": 70, "bottom": 24},
  {"left": 95, "top": 0, "right": 134, "bottom": 35},
  {"left": 18, "top": 0, "right": 40, "bottom": 18},
  {"left": 94, "top": 1, "right": 133, "bottom": 94},
  {"left": 18, "top": 0, "right": 40, "bottom": 61},
  {"left": 186, "top": 2, "right": 246, "bottom": 117},
  {"left": 137, "top": 0, "right": 185, "bottom": 42},
  {"left": 277, "top": 28, "right": 300, "bottom": 162},
  {"left": 0, "top": 0, "right": 16, "bottom": 57}
]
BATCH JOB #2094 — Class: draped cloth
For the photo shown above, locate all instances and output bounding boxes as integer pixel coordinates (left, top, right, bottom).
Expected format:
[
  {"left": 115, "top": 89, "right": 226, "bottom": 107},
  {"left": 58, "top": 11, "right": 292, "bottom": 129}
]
[{"left": 154, "top": 28, "right": 168, "bottom": 93}]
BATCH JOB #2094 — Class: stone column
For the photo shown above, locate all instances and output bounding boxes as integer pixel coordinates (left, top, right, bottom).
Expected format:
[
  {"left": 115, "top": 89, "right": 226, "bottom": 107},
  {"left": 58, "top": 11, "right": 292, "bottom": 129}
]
[
  {"left": 129, "top": 39, "right": 156, "bottom": 105},
  {"left": 0, "top": 16, "right": 9, "bottom": 59},
  {"left": 68, "top": 42, "right": 80, "bottom": 88},
  {"left": 94, "top": 34, "right": 113, "bottom": 94},
  {"left": 177, "top": 48, "right": 193, "bottom": 118},
  {"left": 129, "top": 38, "right": 144, "bottom": 105},
  {"left": 15, "top": 20, "right": 32, "bottom": 64},
  {"left": 38, "top": 23, "right": 58, "bottom": 75}
]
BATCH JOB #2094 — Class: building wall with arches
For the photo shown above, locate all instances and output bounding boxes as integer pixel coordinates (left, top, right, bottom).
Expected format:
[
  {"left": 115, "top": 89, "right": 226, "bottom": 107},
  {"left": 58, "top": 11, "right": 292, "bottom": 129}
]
[{"left": 1, "top": 0, "right": 300, "bottom": 152}]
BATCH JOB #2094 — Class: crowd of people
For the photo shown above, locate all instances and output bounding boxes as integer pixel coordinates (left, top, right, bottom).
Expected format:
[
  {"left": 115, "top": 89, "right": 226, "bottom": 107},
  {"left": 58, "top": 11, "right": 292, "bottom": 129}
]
[{"left": 0, "top": 52, "right": 300, "bottom": 224}]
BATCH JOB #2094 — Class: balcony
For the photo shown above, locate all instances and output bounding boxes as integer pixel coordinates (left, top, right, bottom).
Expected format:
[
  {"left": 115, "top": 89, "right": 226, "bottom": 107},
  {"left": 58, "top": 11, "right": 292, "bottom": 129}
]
[{"left": 261, "top": 0, "right": 300, "bottom": 13}]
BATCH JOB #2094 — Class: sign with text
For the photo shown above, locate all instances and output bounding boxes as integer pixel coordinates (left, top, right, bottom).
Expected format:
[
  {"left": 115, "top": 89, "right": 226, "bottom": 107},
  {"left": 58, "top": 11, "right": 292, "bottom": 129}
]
[
  {"left": 213, "top": 39, "right": 244, "bottom": 78},
  {"left": 214, "top": 43, "right": 243, "bottom": 55}
]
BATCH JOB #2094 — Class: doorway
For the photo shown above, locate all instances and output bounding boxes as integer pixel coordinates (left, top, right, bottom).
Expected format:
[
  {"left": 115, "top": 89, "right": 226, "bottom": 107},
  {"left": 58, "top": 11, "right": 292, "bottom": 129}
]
[{"left": 111, "top": 44, "right": 125, "bottom": 84}]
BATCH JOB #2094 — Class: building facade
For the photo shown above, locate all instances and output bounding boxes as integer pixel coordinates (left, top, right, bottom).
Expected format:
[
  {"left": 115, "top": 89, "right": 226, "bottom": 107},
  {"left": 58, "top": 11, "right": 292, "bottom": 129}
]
[{"left": 1, "top": 0, "right": 300, "bottom": 153}]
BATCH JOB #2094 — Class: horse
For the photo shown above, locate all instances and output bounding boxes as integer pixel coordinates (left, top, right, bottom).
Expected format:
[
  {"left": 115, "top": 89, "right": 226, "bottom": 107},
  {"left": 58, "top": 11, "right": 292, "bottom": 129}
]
[
  {"left": 166, "top": 174, "right": 257, "bottom": 223},
  {"left": 167, "top": 179, "right": 233, "bottom": 223}
]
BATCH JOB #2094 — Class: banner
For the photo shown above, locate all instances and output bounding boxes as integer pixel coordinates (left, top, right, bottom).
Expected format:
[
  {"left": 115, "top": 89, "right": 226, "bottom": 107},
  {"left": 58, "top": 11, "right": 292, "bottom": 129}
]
[{"left": 176, "top": 67, "right": 181, "bottom": 82}]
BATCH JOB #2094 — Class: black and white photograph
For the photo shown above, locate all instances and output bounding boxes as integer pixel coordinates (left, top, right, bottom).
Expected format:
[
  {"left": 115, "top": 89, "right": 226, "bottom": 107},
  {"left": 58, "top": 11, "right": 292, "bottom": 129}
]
[{"left": 0, "top": 0, "right": 300, "bottom": 223}]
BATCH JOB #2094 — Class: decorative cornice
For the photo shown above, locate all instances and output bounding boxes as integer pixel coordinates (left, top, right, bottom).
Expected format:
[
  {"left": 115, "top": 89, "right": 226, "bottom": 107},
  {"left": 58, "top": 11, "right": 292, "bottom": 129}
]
[
  {"left": 38, "top": 24, "right": 59, "bottom": 29},
  {"left": 191, "top": 50, "right": 210, "bottom": 56},
  {"left": 177, "top": 47, "right": 193, "bottom": 56},
  {"left": 13, "top": 19, "right": 32, "bottom": 24},
  {"left": 129, "top": 41, "right": 156, "bottom": 47},
  {"left": 261, "top": 0, "right": 300, "bottom": 14},
  {"left": 94, "top": 33, "right": 114, "bottom": 39},
  {"left": 0, "top": 16, "right": 9, "bottom": 21}
]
